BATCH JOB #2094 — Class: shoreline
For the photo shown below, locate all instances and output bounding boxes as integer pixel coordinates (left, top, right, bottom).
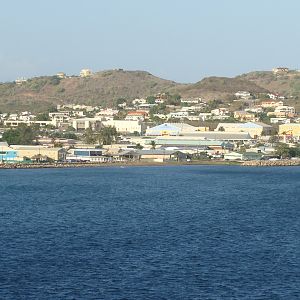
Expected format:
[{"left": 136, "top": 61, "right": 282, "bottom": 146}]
[
  {"left": 0, "top": 160, "right": 241, "bottom": 170},
  {"left": 1, "top": 159, "right": 300, "bottom": 169}
]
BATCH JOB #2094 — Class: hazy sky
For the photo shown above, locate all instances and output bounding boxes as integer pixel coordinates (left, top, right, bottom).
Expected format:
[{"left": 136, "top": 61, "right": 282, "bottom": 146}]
[{"left": 1, "top": 0, "right": 299, "bottom": 83}]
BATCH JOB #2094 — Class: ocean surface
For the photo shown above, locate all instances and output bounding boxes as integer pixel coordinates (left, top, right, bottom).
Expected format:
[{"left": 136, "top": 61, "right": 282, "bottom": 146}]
[{"left": 0, "top": 165, "right": 300, "bottom": 299}]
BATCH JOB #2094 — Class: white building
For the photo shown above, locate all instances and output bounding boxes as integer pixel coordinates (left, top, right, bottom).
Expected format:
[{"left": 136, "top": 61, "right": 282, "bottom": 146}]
[
  {"left": 102, "top": 120, "right": 144, "bottom": 134},
  {"left": 66, "top": 148, "right": 109, "bottom": 162},
  {"left": 97, "top": 109, "right": 119, "bottom": 117},
  {"left": 211, "top": 108, "right": 229, "bottom": 116},
  {"left": 168, "top": 111, "right": 189, "bottom": 119},
  {"left": 80, "top": 69, "right": 92, "bottom": 77},
  {"left": 270, "top": 118, "right": 290, "bottom": 124},
  {"left": 156, "top": 99, "right": 165, "bottom": 104},
  {"left": 181, "top": 98, "right": 200, "bottom": 104},
  {"left": 15, "top": 78, "right": 27, "bottom": 85},
  {"left": 72, "top": 118, "right": 102, "bottom": 131},
  {"left": 274, "top": 105, "right": 295, "bottom": 115},
  {"left": 235, "top": 91, "right": 251, "bottom": 99},
  {"left": 49, "top": 111, "right": 70, "bottom": 126},
  {"left": 4, "top": 120, "right": 54, "bottom": 127},
  {"left": 151, "top": 114, "right": 166, "bottom": 120},
  {"left": 261, "top": 101, "right": 284, "bottom": 108},
  {"left": 132, "top": 98, "right": 147, "bottom": 105},
  {"left": 56, "top": 72, "right": 66, "bottom": 79},
  {"left": 199, "top": 113, "right": 212, "bottom": 121},
  {"left": 272, "top": 67, "right": 289, "bottom": 74}
]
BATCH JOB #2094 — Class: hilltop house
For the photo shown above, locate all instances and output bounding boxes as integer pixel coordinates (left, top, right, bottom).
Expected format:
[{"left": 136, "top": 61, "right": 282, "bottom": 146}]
[
  {"left": 80, "top": 69, "right": 92, "bottom": 77},
  {"left": 272, "top": 67, "right": 289, "bottom": 74},
  {"left": 235, "top": 91, "right": 251, "bottom": 99}
]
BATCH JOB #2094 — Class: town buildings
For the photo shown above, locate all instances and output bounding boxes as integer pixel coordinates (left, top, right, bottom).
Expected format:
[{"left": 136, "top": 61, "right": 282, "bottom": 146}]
[{"left": 215, "top": 122, "right": 273, "bottom": 138}]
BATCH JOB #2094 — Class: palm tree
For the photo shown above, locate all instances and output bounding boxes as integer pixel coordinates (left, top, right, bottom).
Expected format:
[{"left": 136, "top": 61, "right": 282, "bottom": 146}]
[
  {"left": 83, "top": 127, "right": 96, "bottom": 144},
  {"left": 135, "top": 143, "right": 143, "bottom": 150},
  {"left": 97, "top": 126, "right": 118, "bottom": 145}
]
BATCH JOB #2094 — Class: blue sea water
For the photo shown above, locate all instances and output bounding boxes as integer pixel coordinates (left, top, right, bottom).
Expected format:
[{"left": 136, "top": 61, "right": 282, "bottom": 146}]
[{"left": 0, "top": 165, "right": 300, "bottom": 299}]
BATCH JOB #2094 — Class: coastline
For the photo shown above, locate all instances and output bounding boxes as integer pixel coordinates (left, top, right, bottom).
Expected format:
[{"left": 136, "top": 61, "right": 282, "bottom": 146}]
[
  {"left": 242, "top": 159, "right": 300, "bottom": 167},
  {"left": 1, "top": 159, "right": 300, "bottom": 169},
  {"left": 0, "top": 160, "right": 241, "bottom": 170}
]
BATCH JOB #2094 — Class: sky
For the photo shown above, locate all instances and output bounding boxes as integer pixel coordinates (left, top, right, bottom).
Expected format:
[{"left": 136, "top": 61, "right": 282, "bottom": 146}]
[{"left": 0, "top": 0, "right": 300, "bottom": 83}]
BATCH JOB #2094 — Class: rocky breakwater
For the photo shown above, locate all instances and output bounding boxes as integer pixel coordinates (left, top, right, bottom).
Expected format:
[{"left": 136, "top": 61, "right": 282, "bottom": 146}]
[
  {"left": 242, "top": 159, "right": 300, "bottom": 167},
  {"left": 0, "top": 162, "right": 123, "bottom": 169}
]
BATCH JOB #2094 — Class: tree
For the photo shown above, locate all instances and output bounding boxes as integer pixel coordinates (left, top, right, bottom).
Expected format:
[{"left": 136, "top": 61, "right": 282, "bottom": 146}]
[
  {"left": 83, "top": 126, "right": 118, "bottom": 145},
  {"left": 268, "top": 135, "right": 279, "bottom": 145},
  {"left": 83, "top": 128, "right": 96, "bottom": 144},
  {"left": 49, "top": 76, "right": 61, "bottom": 85},
  {"left": 116, "top": 98, "right": 126, "bottom": 105},
  {"left": 275, "top": 143, "right": 291, "bottom": 158},
  {"left": 66, "top": 126, "right": 76, "bottom": 132},
  {"left": 96, "top": 126, "right": 118, "bottom": 145},
  {"left": 1, "top": 124, "right": 38, "bottom": 145},
  {"left": 135, "top": 143, "right": 143, "bottom": 150},
  {"left": 146, "top": 96, "right": 156, "bottom": 104},
  {"left": 168, "top": 94, "right": 181, "bottom": 106},
  {"left": 150, "top": 141, "right": 156, "bottom": 149},
  {"left": 288, "top": 147, "right": 300, "bottom": 157},
  {"left": 36, "top": 112, "right": 50, "bottom": 121},
  {"left": 257, "top": 112, "right": 270, "bottom": 124},
  {"left": 63, "top": 132, "right": 77, "bottom": 139}
]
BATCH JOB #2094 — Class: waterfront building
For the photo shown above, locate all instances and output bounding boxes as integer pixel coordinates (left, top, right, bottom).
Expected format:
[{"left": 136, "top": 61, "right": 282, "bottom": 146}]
[
  {"left": 224, "top": 152, "right": 244, "bottom": 161},
  {"left": 0, "top": 142, "right": 18, "bottom": 162},
  {"left": 118, "top": 149, "right": 188, "bottom": 162},
  {"left": 66, "top": 148, "right": 110, "bottom": 162},
  {"left": 11, "top": 145, "right": 66, "bottom": 161}
]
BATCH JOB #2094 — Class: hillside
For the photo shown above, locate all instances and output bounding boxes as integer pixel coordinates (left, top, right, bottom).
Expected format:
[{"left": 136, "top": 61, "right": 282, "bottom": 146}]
[
  {"left": 237, "top": 71, "right": 300, "bottom": 98},
  {"left": 175, "top": 76, "right": 269, "bottom": 99},
  {"left": 1, "top": 68, "right": 300, "bottom": 112},
  {"left": 0, "top": 70, "right": 182, "bottom": 112}
]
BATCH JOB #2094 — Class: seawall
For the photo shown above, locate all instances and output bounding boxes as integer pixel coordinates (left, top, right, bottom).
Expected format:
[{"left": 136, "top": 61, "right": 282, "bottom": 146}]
[
  {"left": 242, "top": 160, "right": 300, "bottom": 167},
  {"left": 0, "top": 160, "right": 240, "bottom": 170}
]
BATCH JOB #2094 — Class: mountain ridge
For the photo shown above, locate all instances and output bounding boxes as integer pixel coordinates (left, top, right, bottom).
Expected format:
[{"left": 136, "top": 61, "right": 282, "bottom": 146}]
[{"left": 0, "top": 68, "right": 299, "bottom": 112}]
